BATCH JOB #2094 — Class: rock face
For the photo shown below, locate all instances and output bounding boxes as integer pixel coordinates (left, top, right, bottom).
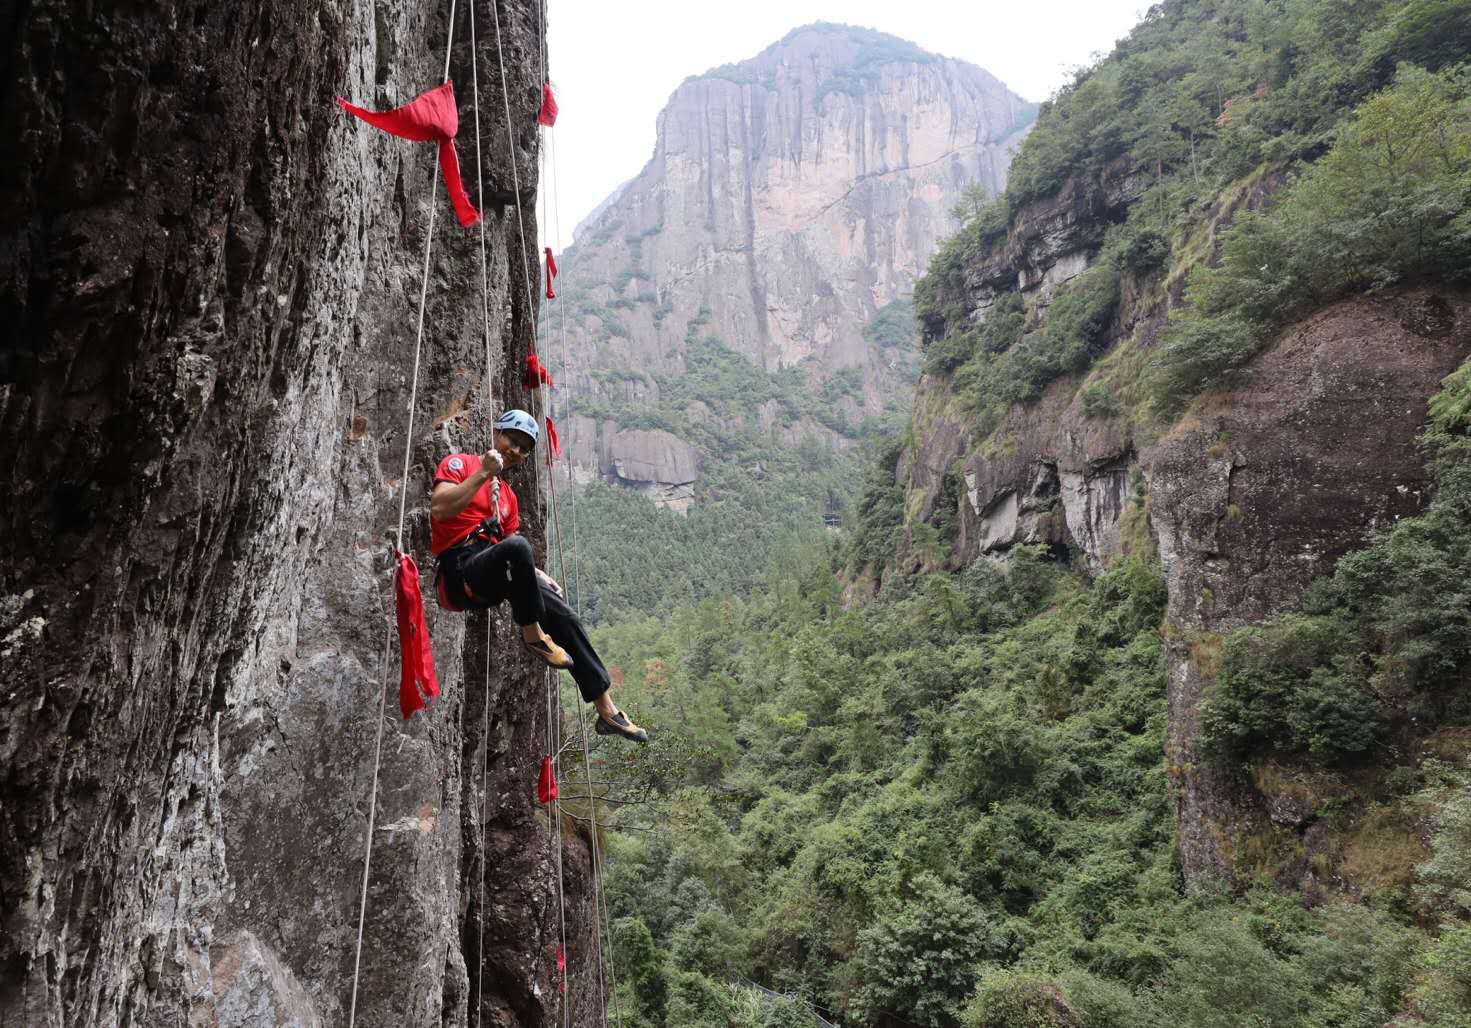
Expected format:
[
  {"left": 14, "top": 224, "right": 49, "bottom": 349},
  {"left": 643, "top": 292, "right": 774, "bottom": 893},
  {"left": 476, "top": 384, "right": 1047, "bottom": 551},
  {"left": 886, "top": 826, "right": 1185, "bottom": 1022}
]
[
  {"left": 0, "top": 2, "right": 600, "bottom": 1026},
  {"left": 901, "top": 143, "right": 1471, "bottom": 884},
  {"left": 1148, "top": 291, "right": 1471, "bottom": 877},
  {"left": 905, "top": 373, "right": 1136, "bottom": 569},
  {"left": 903, "top": 158, "right": 1150, "bottom": 572},
  {"left": 936, "top": 156, "right": 1150, "bottom": 332},
  {"left": 555, "top": 23, "right": 1034, "bottom": 495},
  {"left": 605, "top": 428, "right": 701, "bottom": 511},
  {"left": 907, "top": 222, "right": 1470, "bottom": 880}
]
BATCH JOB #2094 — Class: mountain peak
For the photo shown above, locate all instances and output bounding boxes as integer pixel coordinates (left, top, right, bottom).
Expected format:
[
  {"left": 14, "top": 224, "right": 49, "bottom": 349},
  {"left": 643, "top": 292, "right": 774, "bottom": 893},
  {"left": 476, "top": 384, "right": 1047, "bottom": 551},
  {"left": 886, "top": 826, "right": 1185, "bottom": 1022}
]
[{"left": 689, "top": 22, "right": 948, "bottom": 90}]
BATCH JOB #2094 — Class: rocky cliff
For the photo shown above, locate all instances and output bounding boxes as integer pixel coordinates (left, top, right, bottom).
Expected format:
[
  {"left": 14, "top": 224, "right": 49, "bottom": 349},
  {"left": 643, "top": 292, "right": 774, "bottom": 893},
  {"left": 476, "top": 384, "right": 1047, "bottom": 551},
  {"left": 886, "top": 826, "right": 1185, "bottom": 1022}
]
[
  {"left": 0, "top": 2, "right": 600, "bottom": 1025},
  {"left": 552, "top": 24, "right": 1035, "bottom": 494},
  {"left": 902, "top": 167, "right": 1470, "bottom": 884}
]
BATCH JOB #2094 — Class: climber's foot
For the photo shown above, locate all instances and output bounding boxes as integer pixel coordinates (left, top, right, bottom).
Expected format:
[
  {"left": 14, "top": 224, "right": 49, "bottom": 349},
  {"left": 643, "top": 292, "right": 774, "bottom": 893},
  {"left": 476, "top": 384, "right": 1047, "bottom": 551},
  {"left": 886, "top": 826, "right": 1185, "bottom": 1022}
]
[
  {"left": 521, "top": 633, "right": 574, "bottom": 669},
  {"left": 594, "top": 708, "right": 649, "bottom": 744}
]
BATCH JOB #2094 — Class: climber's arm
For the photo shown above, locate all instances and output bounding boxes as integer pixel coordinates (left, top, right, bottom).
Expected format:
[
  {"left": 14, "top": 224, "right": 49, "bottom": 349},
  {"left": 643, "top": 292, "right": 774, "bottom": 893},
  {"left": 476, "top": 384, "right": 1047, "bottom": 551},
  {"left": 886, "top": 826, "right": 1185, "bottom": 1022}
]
[{"left": 430, "top": 451, "right": 504, "bottom": 521}]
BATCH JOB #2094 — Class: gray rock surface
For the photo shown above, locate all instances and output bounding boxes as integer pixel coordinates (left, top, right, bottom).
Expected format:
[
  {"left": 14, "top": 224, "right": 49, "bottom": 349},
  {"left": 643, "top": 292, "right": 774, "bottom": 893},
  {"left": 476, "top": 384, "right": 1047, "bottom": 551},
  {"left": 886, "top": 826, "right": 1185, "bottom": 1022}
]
[
  {"left": 900, "top": 146, "right": 1471, "bottom": 887},
  {"left": 601, "top": 428, "right": 701, "bottom": 511},
  {"left": 553, "top": 24, "right": 1034, "bottom": 493},
  {"left": 0, "top": 1, "right": 601, "bottom": 1025},
  {"left": 1147, "top": 289, "right": 1471, "bottom": 879}
]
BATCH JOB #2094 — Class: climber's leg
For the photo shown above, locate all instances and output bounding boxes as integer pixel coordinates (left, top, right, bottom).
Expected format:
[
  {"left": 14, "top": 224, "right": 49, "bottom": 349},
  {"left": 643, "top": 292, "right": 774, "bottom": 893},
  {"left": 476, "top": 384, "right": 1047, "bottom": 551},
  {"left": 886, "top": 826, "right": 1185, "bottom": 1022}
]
[
  {"left": 537, "top": 583, "right": 609, "bottom": 703},
  {"left": 539, "top": 585, "right": 648, "bottom": 743},
  {"left": 459, "top": 536, "right": 544, "bottom": 625}
]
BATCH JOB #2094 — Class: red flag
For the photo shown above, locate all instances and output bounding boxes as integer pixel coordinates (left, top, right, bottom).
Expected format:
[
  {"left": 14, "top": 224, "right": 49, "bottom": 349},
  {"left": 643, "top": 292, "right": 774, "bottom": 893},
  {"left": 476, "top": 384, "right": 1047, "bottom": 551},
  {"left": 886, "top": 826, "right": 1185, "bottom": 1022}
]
[
  {"left": 537, "top": 755, "right": 558, "bottom": 804},
  {"left": 394, "top": 555, "right": 441, "bottom": 719},
  {"left": 556, "top": 945, "right": 566, "bottom": 991},
  {"left": 545, "top": 416, "right": 562, "bottom": 462},
  {"left": 523, "top": 353, "right": 553, "bottom": 390},
  {"left": 544, "top": 247, "right": 558, "bottom": 299},
  {"left": 537, "top": 82, "right": 559, "bottom": 127},
  {"left": 337, "top": 82, "right": 481, "bottom": 228}
]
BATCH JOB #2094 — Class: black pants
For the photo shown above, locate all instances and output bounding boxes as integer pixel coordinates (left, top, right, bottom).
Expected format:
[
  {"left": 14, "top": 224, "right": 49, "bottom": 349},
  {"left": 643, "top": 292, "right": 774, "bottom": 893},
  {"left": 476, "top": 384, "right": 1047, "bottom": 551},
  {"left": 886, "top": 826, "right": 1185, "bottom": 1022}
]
[{"left": 439, "top": 535, "right": 610, "bottom": 703}]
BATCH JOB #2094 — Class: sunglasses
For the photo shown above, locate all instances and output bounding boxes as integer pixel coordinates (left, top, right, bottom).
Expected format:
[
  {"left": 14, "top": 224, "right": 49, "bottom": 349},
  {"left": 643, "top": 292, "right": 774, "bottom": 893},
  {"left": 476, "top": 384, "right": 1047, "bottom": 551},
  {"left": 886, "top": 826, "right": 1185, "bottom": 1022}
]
[{"left": 499, "top": 431, "right": 535, "bottom": 455}]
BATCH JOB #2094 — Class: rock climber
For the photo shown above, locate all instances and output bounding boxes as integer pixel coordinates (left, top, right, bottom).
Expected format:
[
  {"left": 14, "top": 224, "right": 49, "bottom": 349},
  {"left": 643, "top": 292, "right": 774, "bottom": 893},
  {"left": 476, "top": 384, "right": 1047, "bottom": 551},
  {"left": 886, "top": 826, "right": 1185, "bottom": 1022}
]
[{"left": 430, "top": 409, "right": 648, "bottom": 743}]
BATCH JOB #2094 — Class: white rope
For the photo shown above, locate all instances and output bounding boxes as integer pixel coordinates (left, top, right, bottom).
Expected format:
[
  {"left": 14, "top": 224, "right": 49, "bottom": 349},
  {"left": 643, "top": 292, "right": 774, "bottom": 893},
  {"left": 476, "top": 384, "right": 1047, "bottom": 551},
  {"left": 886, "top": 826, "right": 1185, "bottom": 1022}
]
[
  {"left": 544, "top": 100, "right": 582, "bottom": 1028},
  {"left": 465, "top": 4, "right": 504, "bottom": 1026},
  {"left": 549, "top": 130, "right": 583, "bottom": 618},
  {"left": 553, "top": 682, "right": 570, "bottom": 1028},
  {"left": 540, "top": 56, "right": 620, "bottom": 1028},
  {"left": 484, "top": 6, "right": 577, "bottom": 1023},
  {"left": 348, "top": 619, "right": 395, "bottom": 1028},
  {"left": 355, "top": 3, "right": 458, "bottom": 1022},
  {"left": 393, "top": 1, "right": 461, "bottom": 553},
  {"left": 477, "top": 620, "right": 492, "bottom": 1028},
  {"left": 576, "top": 706, "right": 611, "bottom": 1028},
  {"left": 470, "top": 0, "right": 495, "bottom": 422},
  {"left": 488, "top": 0, "right": 539, "bottom": 347},
  {"left": 537, "top": 119, "right": 572, "bottom": 1028}
]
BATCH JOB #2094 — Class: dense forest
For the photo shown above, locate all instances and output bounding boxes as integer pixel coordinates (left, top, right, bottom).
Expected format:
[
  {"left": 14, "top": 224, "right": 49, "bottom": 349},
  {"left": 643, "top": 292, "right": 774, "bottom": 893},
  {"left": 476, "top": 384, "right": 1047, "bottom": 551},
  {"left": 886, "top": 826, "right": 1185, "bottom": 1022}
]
[{"left": 556, "top": 1, "right": 1471, "bottom": 1025}]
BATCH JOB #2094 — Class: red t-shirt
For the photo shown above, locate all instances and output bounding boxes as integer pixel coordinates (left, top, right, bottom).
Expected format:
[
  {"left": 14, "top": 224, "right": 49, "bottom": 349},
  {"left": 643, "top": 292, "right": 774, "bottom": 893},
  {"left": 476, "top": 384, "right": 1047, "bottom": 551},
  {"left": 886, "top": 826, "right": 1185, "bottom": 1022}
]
[{"left": 430, "top": 453, "right": 520, "bottom": 555}]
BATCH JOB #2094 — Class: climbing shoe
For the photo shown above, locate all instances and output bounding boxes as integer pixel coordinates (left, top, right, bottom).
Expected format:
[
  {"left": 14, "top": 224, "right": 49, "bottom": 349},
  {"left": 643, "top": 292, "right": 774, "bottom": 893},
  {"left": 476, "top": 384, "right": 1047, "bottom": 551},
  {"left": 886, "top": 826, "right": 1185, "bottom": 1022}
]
[
  {"left": 522, "top": 635, "right": 574, "bottom": 670},
  {"left": 594, "top": 709, "right": 649, "bottom": 744}
]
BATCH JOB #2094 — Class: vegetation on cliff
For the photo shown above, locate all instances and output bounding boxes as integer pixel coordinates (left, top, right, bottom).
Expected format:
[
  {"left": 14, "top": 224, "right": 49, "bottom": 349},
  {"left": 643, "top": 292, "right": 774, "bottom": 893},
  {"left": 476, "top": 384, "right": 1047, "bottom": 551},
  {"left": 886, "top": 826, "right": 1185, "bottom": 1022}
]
[
  {"left": 1150, "top": 63, "right": 1471, "bottom": 409},
  {"left": 914, "top": 0, "right": 1471, "bottom": 430},
  {"left": 577, "top": 3, "right": 1471, "bottom": 1026},
  {"left": 579, "top": 361, "right": 1471, "bottom": 1028}
]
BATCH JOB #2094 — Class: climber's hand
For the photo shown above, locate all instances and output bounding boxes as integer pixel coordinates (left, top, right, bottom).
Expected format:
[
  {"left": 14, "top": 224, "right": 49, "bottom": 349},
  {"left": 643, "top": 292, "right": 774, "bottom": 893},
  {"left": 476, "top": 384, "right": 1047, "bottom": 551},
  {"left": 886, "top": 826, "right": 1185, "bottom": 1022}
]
[
  {"left": 536, "top": 568, "right": 563, "bottom": 597},
  {"left": 479, "top": 449, "right": 505, "bottom": 478}
]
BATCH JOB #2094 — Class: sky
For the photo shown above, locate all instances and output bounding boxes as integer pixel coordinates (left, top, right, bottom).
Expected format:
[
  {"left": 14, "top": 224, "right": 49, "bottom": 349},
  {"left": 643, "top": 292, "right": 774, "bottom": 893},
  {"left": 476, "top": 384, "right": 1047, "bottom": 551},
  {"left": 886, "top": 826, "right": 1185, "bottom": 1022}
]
[{"left": 538, "top": 0, "right": 1151, "bottom": 248}]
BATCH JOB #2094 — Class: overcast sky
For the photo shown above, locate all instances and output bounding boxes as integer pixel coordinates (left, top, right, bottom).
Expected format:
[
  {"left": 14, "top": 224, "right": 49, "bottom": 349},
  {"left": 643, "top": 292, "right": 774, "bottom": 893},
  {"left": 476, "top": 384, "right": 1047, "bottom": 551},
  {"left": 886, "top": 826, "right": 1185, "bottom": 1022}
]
[{"left": 536, "top": 0, "right": 1151, "bottom": 248}]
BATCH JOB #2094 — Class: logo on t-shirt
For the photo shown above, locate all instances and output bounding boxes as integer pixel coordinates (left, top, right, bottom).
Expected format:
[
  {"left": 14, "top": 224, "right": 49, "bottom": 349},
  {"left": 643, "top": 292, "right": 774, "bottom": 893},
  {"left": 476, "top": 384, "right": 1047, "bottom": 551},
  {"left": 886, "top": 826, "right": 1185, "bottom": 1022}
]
[{"left": 448, "top": 457, "right": 465, "bottom": 473}]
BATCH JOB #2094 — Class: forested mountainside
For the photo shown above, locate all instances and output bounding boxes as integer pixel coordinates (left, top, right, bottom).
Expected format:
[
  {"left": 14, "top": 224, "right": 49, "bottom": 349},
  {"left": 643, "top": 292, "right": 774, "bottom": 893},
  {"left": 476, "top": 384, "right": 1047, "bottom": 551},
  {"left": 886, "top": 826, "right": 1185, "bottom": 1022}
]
[
  {"left": 580, "top": 1, "right": 1471, "bottom": 1026},
  {"left": 0, "top": 3, "right": 599, "bottom": 1025}
]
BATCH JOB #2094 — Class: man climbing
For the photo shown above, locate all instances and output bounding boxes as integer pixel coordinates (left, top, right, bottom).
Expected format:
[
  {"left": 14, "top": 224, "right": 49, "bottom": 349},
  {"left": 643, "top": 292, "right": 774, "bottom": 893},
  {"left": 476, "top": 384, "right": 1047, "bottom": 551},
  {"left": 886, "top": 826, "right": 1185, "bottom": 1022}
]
[{"left": 431, "top": 409, "right": 648, "bottom": 743}]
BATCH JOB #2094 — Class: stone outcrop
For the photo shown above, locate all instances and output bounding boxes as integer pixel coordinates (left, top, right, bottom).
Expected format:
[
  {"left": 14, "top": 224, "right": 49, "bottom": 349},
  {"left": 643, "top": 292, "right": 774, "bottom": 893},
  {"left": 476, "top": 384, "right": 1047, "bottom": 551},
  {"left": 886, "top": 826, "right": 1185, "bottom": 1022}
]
[
  {"left": 1148, "top": 290, "right": 1471, "bottom": 878},
  {"left": 0, "top": 2, "right": 600, "bottom": 1026},
  {"left": 919, "top": 156, "right": 1151, "bottom": 342},
  {"left": 900, "top": 134, "right": 1470, "bottom": 885},
  {"left": 903, "top": 359, "right": 1136, "bottom": 571},
  {"left": 605, "top": 428, "right": 701, "bottom": 511},
  {"left": 553, "top": 23, "right": 1035, "bottom": 496},
  {"left": 902, "top": 157, "right": 1152, "bottom": 572},
  {"left": 908, "top": 273, "right": 1469, "bottom": 883}
]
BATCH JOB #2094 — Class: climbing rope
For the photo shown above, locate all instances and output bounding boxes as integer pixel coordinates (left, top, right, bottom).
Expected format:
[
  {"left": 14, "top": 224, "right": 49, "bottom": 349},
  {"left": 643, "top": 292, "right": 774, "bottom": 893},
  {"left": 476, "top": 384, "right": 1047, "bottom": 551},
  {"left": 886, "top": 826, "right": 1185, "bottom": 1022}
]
[
  {"left": 477, "top": 618, "right": 493, "bottom": 1028},
  {"left": 467, "top": 3, "right": 497, "bottom": 1024},
  {"left": 391, "top": 0, "right": 461, "bottom": 557},
  {"left": 488, "top": 0, "right": 539, "bottom": 353},
  {"left": 347, "top": 619, "right": 394, "bottom": 1028},
  {"left": 350, "top": 3, "right": 459, "bottom": 1024},
  {"left": 542, "top": 102, "right": 625, "bottom": 1028},
  {"left": 537, "top": 45, "right": 574, "bottom": 1027},
  {"left": 481, "top": 2, "right": 586, "bottom": 1022},
  {"left": 548, "top": 130, "right": 583, "bottom": 614},
  {"left": 576, "top": 705, "right": 612, "bottom": 1028},
  {"left": 532, "top": 22, "right": 628, "bottom": 1017}
]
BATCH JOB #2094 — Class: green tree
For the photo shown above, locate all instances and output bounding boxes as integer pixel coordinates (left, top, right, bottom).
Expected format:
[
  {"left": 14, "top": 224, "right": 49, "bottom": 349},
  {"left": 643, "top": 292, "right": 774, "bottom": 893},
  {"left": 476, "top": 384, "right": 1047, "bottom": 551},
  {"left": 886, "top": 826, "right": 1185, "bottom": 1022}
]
[{"left": 848, "top": 873, "right": 1004, "bottom": 1028}]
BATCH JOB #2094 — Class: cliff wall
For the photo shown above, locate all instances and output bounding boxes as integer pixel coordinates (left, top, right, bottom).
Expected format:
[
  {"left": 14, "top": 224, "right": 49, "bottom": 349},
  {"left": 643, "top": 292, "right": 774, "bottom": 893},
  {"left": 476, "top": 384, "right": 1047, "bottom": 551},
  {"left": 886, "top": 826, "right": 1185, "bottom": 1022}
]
[
  {"left": 902, "top": 167, "right": 1471, "bottom": 883},
  {"left": 0, "top": 1, "right": 597, "bottom": 1025},
  {"left": 553, "top": 24, "right": 1035, "bottom": 493}
]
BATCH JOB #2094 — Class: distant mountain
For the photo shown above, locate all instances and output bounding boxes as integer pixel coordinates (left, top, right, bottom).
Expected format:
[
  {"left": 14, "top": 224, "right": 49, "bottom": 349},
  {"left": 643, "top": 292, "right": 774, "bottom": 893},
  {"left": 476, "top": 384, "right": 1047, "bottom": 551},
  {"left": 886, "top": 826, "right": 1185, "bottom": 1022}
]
[{"left": 547, "top": 23, "right": 1035, "bottom": 505}]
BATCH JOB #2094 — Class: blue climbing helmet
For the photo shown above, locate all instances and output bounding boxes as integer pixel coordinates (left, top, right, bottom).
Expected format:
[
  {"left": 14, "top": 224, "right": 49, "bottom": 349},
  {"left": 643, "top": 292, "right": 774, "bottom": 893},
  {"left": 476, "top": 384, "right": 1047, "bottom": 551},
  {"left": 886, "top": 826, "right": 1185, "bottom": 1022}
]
[{"left": 494, "top": 409, "right": 539, "bottom": 448}]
